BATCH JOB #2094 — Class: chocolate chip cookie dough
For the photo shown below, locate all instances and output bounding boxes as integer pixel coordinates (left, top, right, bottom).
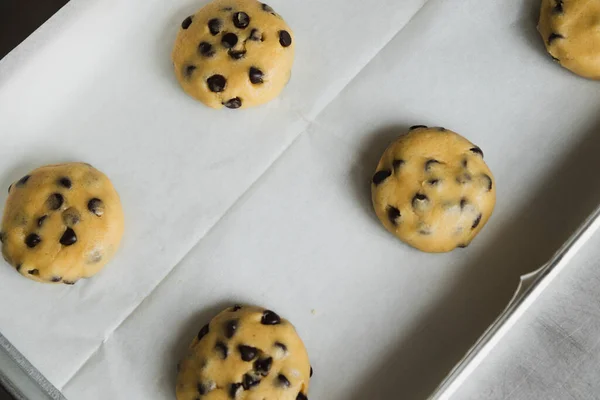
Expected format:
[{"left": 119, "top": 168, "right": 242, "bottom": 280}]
[
  {"left": 371, "top": 126, "right": 496, "bottom": 253},
  {"left": 538, "top": 0, "right": 600, "bottom": 79},
  {"left": 177, "top": 305, "right": 311, "bottom": 400},
  {"left": 172, "top": 0, "right": 295, "bottom": 109},
  {"left": 1, "top": 163, "right": 124, "bottom": 283}
]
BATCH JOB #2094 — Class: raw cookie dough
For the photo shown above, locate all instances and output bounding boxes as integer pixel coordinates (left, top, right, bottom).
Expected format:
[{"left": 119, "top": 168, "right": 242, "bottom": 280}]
[
  {"left": 172, "top": 0, "right": 295, "bottom": 109},
  {"left": 1, "top": 163, "right": 124, "bottom": 283},
  {"left": 371, "top": 126, "right": 496, "bottom": 253},
  {"left": 176, "top": 305, "right": 311, "bottom": 400},
  {"left": 538, "top": 0, "right": 600, "bottom": 79}
]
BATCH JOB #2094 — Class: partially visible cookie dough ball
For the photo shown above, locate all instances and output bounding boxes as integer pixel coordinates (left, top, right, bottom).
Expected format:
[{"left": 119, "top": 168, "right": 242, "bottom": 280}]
[
  {"left": 177, "top": 305, "right": 311, "bottom": 400},
  {"left": 371, "top": 126, "right": 496, "bottom": 253},
  {"left": 1, "top": 163, "right": 124, "bottom": 283},
  {"left": 172, "top": 0, "right": 295, "bottom": 109},
  {"left": 538, "top": 0, "right": 600, "bottom": 79}
]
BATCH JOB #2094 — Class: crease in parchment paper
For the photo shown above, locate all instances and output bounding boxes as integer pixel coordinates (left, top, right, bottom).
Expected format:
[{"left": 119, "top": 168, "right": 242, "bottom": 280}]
[{"left": 59, "top": 0, "right": 432, "bottom": 391}]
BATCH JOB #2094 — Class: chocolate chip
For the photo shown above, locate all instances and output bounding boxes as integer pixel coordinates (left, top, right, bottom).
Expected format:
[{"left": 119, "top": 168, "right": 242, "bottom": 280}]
[
  {"left": 51, "top": 277, "right": 62, "bottom": 282},
  {"left": 481, "top": 174, "right": 493, "bottom": 191},
  {"left": 438, "top": 127, "right": 446, "bottom": 131},
  {"left": 261, "top": 310, "right": 281, "bottom": 325},
  {"left": 472, "top": 214, "right": 482, "bottom": 229},
  {"left": 25, "top": 233, "right": 41, "bottom": 248},
  {"left": 7, "top": 184, "right": 12, "bottom": 193},
  {"left": 548, "top": 33, "right": 564, "bottom": 45},
  {"left": 412, "top": 193, "right": 428, "bottom": 209},
  {"left": 409, "top": 125, "right": 427, "bottom": 130},
  {"left": 553, "top": 0, "right": 563, "bottom": 14},
  {"left": 181, "top": 16, "right": 193, "bottom": 29},
  {"left": 232, "top": 305, "right": 242, "bottom": 311},
  {"left": 233, "top": 12, "right": 250, "bottom": 28},
  {"left": 63, "top": 280, "right": 76, "bottom": 285},
  {"left": 392, "top": 159, "right": 404, "bottom": 170},
  {"left": 372, "top": 170, "right": 391, "bottom": 185},
  {"left": 238, "top": 345, "right": 258, "bottom": 361},
  {"left": 456, "top": 173, "right": 472, "bottom": 184},
  {"left": 58, "top": 177, "right": 72, "bottom": 189},
  {"left": 215, "top": 341, "right": 228, "bottom": 359},
  {"left": 15, "top": 264, "right": 21, "bottom": 272},
  {"left": 274, "top": 342, "right": 287, "bottom": 352},
  {"left": 185, "top": 65, "right": 196, "bottom": 78},
  {"left": 427, "top": 179, "right": 440, "bottom": 185},
  {"left": 279, "top": 30, "right": 292, "bottom": 47},
  {"left": 46, "top": 193, "right": 64, "bottom": 210},
  {"left": 225, "top": 319, "right": 238, "bottom": 338},
  {"left": 310, "top": 366, "right": 313, "bottom": 377},
  {"left": 249, "top": 67, "right": 264, "bottom": 84},
  {"left": 221, "top": 32, "right": 238, "bottom": 48},
  {"left": 249, "top": 28, "right": 262, "bottom": 41},
  {"left": 62, "top": 208, "right": 80, "bottom": 226},
  {"left": 88, "top": 198, "right": 104, "bottom": 216},
  {"left": 208, "top": 18, "right": 222, "bottom": 35},
  {"left": 262, "top": 3, "right": 274, "bottom": 12},
  {"left": 277, "top": 374, "right": 291, "bottom": 388},
  {"left": 297, "top": 393, "right": 308, "bottom": 400},
  {"left": 198, "top": 383, "right": 208, "bottom": 395},
  {"left": 243, "top": 373, "right": 261, "bottom": 390},
  {"left": 60, "top": 228, "right": 77, "bottom": 246},
  {"left": 16, "top": 175, "right": 30, "bottom": 187},
  {"left": 207, "top": 75, "right": 227, "bottom": 92},
  {"left": 28, "top": 269, "right": 39, "bottom": 276},
  {"left": 198, "top": 324, "right": 209, "bottom": 341},
  {"left": 198, "top": 42, "right": 215, "bottom": 57},
  {"left": 229, "top": 382, "right": 242, "bottom": 398},
  {"left": 224, "top": 97, "right": 242, "bottom": 109},
  {"left": 387, "top": 206, "right": 401, "bottom": 226},
  {"left": 457, "top": 243, "right": 468, "bottom": 248},
  {"left": 551, "top": 55, "right": 560, "bottom": 62},
  {"left": 425, "top": 159, "right": 441, "bottom": 171},
  {"left": 0, "top": 232, "right": 4, "bottom": 243},
  {"left": 469, "top": 147, "right": 484, "bottom": 157},
  {"left": 254, "top": 357, "right": 273, "bottom": 376},
  {"left": 222, "top": 6, "right": 233, "bottom": 11},
  {"left": 36, "top": 216, "right": 47, "bottom": 227},
  {"left": 460, "top": 198, "right": 468, "bottom": 210},
  {"left": 462, "top": 158, "right": 468, "bottom": 168},
  {"left": 228, "top": 50, "right": 246, "bottom": 59}
]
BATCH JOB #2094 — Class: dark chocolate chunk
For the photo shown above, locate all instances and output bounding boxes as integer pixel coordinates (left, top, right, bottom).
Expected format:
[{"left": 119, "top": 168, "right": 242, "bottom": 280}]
[
  {"left": 232, "top": 304, "right": 242, "bottom": 311},
  {"left": 274, "top": 341, "right": 287, "bottom": 352},
  {"left": 279, "top": 30, "right": 292, "bottom": 47},
  {"left": 58, "top": 177, "right": 72, "bottom": 189},
  {"left": 438, "top": 127, "right": 447, "bottom": 131},
  {"left": 28, "top": 269, "right": 39, "bottom": 276},
  {"left": 0, "top": 232, "right": 4, "bottom": 243},
  {"left": 15, "top": 264, "right": 22, "bottom": 272},
  {"left": 554, "top": 0, "right": 563, "bottom": 13},
  {"left": 88, "top": 198, "right": 104, "bottom": 216},
  {"left": 46, "top": 193, "right": 64, "bottom": 210},
  {"left": 225, "top": 319, "right": 239, "bottom": 339},
  {"left": 249, "top": 67, "right": 264, "bottom": 84},
  {"left": 310, "top": 366, "right": 313, "bottom": 377},
  {"left": 297, "top": 393, "right": 308, "bottom": 400},
  {"left": 198, "top": 382, "right": 210, "bottom": 395},
  {"left": 198, "top": 42, "right": 215, "bottom": 57},
  {"left": 228, "top": 50, "right": 246, "bottom": 59},
  {"left": 387, "top": 206, "right": 401, "bottom": 226},
  {"left": 242, "top": 373, "right": 261, "bottom": 390},
  {"left": 16, "top": 175, "right": 30, "bottom": 187},
  {"left": 221, "top": 32, "right": 238, "bottom": 48},
  {"left": 409, "top": 125, "right": 427, "bottom": 130},
  {"left": 481, "top": 174, "right": 493, "bottom": 191},
  {"left": 208, "top": 18, "right": 222, "bottom": 35},
  {"left": 215, "top": 341, "right": 228, "bottom": 359},
  {"left": 425, "top": 159, "right": 440, "bottom": 171},
  {"left": 277, "top": 374, "right": 291, "bottom": 388},
  {"left": 392, "top": 159, "right": 404, "bottom": 170},
  {"left": 224, "top": 97, "right": 242, "bottom": 109},
  {"left": 37, "top": 215, "right": 47, "bottom": 227},
  {"left": 51, "top": 277, "right": 62, "bottom": 282},
  {"left": 181, "top": 16, "right": 193, "bottom": 29},
  {"left": 472, "top": 214, "right": 482, "bottom": 229},
  {"left": 460, "top": 198, "right": 468, "bottom": 210},
  {"left": 185, "top": 65, "right": 197, "bottom": 78},
  {"left": 233, "top": 12, "right": 250, "bottom": 29},
  {"left": 229, "top": 382, "right": 242, "bottom": 398},
  {"left": 62, "top": 208, "right": 80, "bottom": 226},
  {"left": 25, "top": 233, "right": 41, "bottom": 248},
  {"left": 262, "top": 3, "right": 274, "bottom": 12},
  {"left": 469, "top": 147, "right": 484, "bottom": 157},
  {"left": 412, "top": 193, "right": 428, "bottom": 208},
  {"left": 548, "top": 33, "right": 564, "bottom": 45},
  {"left": 372, "top": 170, "right": 391, "bottom": 185},
  {"left": 63, "top": 280, "right": 76, "bottom": 285},
  {"left": 207, "top": 75, "right": 227, "bottom": 92},
  {"left": 254, "top": 357, "right": 273, "bottom": 376},
  {"left": 60, "top": 228, "right": 77, "bottom": 246},
  {"left": 427, "top": 179, "right": 439, "bottom": 185},
  {"left": 238, "top": 345, "right": 258, "bottom": 361},
  {"left": 198, "top": 324, "right": 209, "bottom": 340},
  {"left": 249, "top": 28, "right": 262, "bottom": 41},
  {"left": 261, "top": 310, "right": 281, "bottom": 325}
]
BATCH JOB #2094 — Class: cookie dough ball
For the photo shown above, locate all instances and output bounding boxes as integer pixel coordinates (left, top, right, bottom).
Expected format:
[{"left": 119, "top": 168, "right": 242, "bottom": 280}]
[
  {"left": 172, "top": 0, "right": 295, "bottom": 109},
  {"left": 371, "top": 126, "right": 496, "bottom": 253},
  {"left": 1, "top": 163, "right": 124, "bottom": 283},
  {"left": 176, "top": 305, "right": 311, "bottom": 400},
  {"left": 538, "top": 0, "right": 600, "bottom": 79}
]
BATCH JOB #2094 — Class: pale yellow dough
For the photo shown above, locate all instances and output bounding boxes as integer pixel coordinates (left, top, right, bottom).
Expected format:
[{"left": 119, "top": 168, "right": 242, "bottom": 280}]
[
  {"left": 371, "top": 126, "right": 496, "bottom": 253},
  {"left": 1, "top": 163, "right": 124, "bottom": 284},
  {"left": 172, "top": 0, "right": 295, "bottom": 109},
  {"left": 176, "top": 305, "right": 310, "bottom": 400},
  {"left": 538, "top": 0, "right": 600, "bottom": 79}
]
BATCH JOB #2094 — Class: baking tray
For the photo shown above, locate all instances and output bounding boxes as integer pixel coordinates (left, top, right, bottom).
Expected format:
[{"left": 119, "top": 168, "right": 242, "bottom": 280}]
[{"left": 1, "top": 0, "right": 600, "bottom": 398}]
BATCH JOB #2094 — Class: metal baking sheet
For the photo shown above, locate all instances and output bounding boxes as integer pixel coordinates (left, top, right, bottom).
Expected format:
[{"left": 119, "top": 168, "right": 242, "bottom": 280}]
[{"left": 1, "top": 0, "right": 600, "bottom": 398}]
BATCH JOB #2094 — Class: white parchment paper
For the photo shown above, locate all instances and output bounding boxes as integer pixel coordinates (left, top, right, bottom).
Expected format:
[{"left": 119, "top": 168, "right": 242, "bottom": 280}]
[{"left": 1, "top": 0, "right": 600, "bottom": 398}]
